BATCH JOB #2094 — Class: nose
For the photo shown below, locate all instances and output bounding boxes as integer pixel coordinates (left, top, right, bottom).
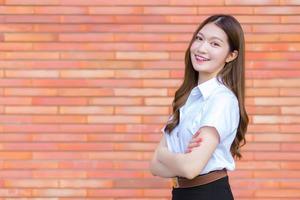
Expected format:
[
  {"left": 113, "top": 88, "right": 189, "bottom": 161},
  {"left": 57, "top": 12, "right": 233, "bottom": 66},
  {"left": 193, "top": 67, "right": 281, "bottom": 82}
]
[{"left": 195, "top": 40, "right": 208, "bottom": 54}]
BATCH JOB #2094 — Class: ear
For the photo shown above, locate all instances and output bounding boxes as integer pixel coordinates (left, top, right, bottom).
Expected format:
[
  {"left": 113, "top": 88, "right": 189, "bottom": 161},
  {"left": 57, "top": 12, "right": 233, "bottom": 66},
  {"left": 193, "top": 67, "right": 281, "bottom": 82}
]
[{"left": 225, "top": 50, "right": 238, "bottom": 63}]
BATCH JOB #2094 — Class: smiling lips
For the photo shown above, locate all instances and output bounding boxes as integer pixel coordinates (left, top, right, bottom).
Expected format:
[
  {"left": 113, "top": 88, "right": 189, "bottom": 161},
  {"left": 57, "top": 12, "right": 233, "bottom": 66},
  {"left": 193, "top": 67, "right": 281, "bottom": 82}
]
[{"left": 195, "top": 54, "right": 210, "bottom": 63}]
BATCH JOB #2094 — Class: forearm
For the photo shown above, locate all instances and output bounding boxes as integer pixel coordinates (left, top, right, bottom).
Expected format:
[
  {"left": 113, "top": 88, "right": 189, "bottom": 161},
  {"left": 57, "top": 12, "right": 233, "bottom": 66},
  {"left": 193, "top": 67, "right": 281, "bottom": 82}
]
[
  {"left": 149, "top": 135, "right": 177, "bottom": 178},
  {"left": 150, "top": 151, "right": 176, "bottom": 178},
  {"left": 156, "top": 127, "right": 219, "bottom": 179},
  {"left": 156, "top": 147, "right": 188, "bottom": 178}
]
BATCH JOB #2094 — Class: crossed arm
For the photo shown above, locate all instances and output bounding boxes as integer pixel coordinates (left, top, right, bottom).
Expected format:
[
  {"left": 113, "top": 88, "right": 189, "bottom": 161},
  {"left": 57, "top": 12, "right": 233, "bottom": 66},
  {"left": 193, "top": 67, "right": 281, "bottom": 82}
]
[{"left": 149, "top": 126, "right": 220, "bottom": 179}]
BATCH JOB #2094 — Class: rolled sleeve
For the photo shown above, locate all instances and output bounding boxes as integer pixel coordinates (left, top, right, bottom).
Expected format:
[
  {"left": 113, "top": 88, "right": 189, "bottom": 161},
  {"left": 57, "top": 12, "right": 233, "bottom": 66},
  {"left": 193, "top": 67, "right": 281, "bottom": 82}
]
[{"left": 199, "top": 94, "right": 240, "bottom": 142}]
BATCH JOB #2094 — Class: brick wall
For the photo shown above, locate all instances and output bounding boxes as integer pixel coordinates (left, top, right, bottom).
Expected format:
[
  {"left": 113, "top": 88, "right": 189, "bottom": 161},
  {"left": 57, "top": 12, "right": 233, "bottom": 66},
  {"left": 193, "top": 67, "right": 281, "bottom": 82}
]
[{"left": 0, "top": 0, "right": 300, "bottom": 199}]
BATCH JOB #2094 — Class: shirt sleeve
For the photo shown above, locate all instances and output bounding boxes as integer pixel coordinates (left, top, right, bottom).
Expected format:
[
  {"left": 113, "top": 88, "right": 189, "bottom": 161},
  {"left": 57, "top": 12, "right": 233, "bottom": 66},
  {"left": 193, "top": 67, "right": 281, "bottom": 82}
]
[{"left": 199, "top": 93, "right": 240, "bottom": 142}]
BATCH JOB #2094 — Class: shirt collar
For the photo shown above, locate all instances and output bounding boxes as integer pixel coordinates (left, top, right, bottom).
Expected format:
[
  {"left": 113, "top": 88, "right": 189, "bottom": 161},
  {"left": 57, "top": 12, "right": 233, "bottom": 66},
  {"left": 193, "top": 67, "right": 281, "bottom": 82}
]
[{"left": 191, "top": 76, "right": 223, "bottom": 100}]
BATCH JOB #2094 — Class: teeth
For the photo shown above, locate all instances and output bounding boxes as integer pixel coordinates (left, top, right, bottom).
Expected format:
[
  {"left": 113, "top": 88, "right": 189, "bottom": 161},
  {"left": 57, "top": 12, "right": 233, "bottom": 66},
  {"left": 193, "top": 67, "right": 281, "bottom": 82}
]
[{"left": 195, "top": 55, "right": 209, "bottom": 61}]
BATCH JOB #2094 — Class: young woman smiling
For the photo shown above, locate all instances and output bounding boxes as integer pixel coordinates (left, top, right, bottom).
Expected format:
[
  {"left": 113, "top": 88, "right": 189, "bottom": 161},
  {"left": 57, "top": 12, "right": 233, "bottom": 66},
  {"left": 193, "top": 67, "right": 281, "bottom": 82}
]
[{"left": 150, "top": 14, "right": 249, "bottom": 200}]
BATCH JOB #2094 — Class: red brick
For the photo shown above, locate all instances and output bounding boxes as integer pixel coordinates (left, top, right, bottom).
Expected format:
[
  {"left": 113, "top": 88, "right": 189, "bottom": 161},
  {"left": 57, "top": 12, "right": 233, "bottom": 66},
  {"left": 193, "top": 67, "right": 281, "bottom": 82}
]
[
  {"left": 246, "top": 106, "right": 280, "bottom": 115},
  {"left": 254, "top": 97, "right": 300, "bottom": 106},
  {"left": 115, "top": 106, "right": 169, "bottom": 115},
  {"left": 0, "top": 188, "right": 31, "bottom": 197},
  {"left": 5, "top": 106, "right": 57, "bottom": 114},
  {"left": 254, "top": 152, "right": 300, "bottom": 161},
  {"left": 89, "top": 97, "right": 143, "bottom": 105},
  {"left": 60, "top": 52, "right": 114, "bottom": 60},
  {"left": 237, "top": 161, "right": 280, "bottom": 170},
  {"left": 88, "top": 188, "right": 143, "bottom": 197},
  {"left": 116, "top": 52, "right": 169, "bottom": 60},
  {"left": 61, "top": 0, "right": 169, "bottom": 6},
  {"left": 5, "top": 70, "right": 59, "bottom": 78},
  {"left": 280, "top": 33, "right": 300, "bottom": 41},
  {"left": 281, "top": 16, "right": 300, "bottom": 23},
  {"left": 253, "top": 79, "right": 300, "bottom": 87},
  {"left": 0, "top": 152, "right": 32, "bottom": 160},
  {"left": 255, "top": 189, "right": 300, "bottom": 198},
  {"left": 5, "top": 15, "right": 60, "bottom": 23},
  {"left": 88, "top": 152, "right": 144, "bottom": 160},
  {"left": 247, "top": 61, "right": 300, "bottom": 70},
  {"left": 32, "top": 97, "right": 88, "bottom": 106},
  {"left": 58, "top": 88, "right": 113, "bottom": 96},
  {"left": 60, "top": 179, "right": 113, "bottom": 188},
  {"left": 242, "top": 142, "right": 280, "bottom": 151},
  {"left": 32, "top": 188, "right": 86, "bottom": 197},
  {"left": 0, "top": 133, "right": 32, "bottom": 142},
  {"left": 253, "top": 116, "right": 300, "bottom": 124},
  {"left": 253, "top": 25, "right": 300, "bottom": 32},
  {"left": 225, "top": 0, "right": 279, "bottom": 5},
  {"left": 59, "top": 33, "right": 114, "bottom": 42},
  {"left": 115, "top": 179, "right": 169, "bottom": 188},
  {"left": 143, "top": 80, "right": 180, "bottom": 88},
  {"left": 0, "top": 115, "right": 33, "bottom": 123},
  {"left": 5, "top": 0, "right": 59, "bottom": 5},
  {"left": 3, "top": 160, "right": 57, "bottom": 170},
  {"left": 88, "top": 115, "right": 141, "bottom": 124},
  {"left": 32, "top": 115, "right": 86, "bottom": 123},
  {"left": 4, "top": 33, "right": 56, "bottom": 42},
  {"left": 35, "top": 6, "right": 87, "bottom": 14},
  {"left": 254, "top": 6, "right": 300, "bottom": 14},
  {"left": 281, "top": 106, "right": 300, "bottom": 114},
  {"left": 246, "top": 88, "right": 279, "bottom": 97},
  {"left": 59, "top": 106, "right": 113, "bottom": 114},
  {"left": 87, "top": 133, "right": 142, "bottom": 142},
  {"left": 0, "top": 24, "right": 33, "bottom": 32},
  {"left": 114, "top": 88, "right": 167, "bottom": 96},
  {"left": 32, "top": 133, "right": 87, "bottom": 142},
  {"left": 280, "top": 0, "right": 300, "bottom": 5},
  {"left": 280, "top": 88, "right": 300, "bottom": 96},
  {"left": 4, "top": 179, "right": 58, "bottom": 187},
  {"left": 144, "top": 7, "right": 197, "bottom": 15},
  {"left": 89, "top": 6, "right": 143, "bottom": 14},
  {"left": 0, "top": 97, "right": 31, "bottom": 105},
  {"left": 115, "top": 70, "right": 169, "bottom": 78},
  {"left": 0, "top": 42, "right": 33, "bottom": 50},
  {"left": 236, "top": 15, "right": 280, "bottom": 23},
  {"left": 247, "top": 68, "right": 300, "bottom": 78},
  {"left": 198, "top": 6, "right": 252, "bottom": 14}
]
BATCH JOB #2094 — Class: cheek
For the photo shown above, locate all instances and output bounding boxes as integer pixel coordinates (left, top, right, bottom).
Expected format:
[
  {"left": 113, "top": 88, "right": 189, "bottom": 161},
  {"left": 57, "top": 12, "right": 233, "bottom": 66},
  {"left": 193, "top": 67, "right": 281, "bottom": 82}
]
[
  {"left": 211, "top": 49, "right": 227, "bottom": 59},
  {"left": 190, "top": 42, "right": 197, "bottom": 52}
]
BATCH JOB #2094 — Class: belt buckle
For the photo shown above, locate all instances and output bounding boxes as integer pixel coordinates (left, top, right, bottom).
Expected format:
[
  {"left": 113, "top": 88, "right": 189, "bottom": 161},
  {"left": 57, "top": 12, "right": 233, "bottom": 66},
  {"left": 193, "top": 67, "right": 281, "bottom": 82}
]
[{"left": 172, "top": 177, "right": 179, "bottom": 188}]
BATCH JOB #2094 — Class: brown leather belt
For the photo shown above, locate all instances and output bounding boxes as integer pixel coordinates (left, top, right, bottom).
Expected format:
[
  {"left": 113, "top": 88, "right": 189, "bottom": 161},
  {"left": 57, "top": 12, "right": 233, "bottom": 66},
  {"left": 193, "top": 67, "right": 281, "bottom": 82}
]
[{"left": 172, "top": 169, "right": 228, "bottom": 188}]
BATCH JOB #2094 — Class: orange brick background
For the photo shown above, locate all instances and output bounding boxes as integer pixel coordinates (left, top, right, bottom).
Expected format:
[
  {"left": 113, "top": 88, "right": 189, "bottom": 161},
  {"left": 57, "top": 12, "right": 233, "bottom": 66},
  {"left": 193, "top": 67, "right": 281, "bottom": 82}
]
[{"left": 0, "top": 0, "right": 300, "bottom": 199}]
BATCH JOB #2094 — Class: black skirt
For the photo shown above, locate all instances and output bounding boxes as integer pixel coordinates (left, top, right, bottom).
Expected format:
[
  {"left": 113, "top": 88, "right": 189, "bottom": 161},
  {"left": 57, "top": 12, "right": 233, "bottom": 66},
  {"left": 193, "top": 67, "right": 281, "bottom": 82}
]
[{"left": 172, "top": 176, "right": 234, "bottom": 200}]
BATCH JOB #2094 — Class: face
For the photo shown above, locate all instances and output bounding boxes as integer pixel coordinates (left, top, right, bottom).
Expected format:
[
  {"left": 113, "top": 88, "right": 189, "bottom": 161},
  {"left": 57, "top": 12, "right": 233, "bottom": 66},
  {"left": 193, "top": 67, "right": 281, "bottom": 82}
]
[{"left": 190, "top": 22, "right": 237, "bottom": 83}]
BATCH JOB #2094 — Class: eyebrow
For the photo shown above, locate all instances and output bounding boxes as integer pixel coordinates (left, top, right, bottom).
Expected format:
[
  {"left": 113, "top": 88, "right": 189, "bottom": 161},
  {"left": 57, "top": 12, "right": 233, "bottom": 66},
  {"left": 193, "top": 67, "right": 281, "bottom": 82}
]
[{"left": 197, "top": 32, "right": 224, "bottom": 43}]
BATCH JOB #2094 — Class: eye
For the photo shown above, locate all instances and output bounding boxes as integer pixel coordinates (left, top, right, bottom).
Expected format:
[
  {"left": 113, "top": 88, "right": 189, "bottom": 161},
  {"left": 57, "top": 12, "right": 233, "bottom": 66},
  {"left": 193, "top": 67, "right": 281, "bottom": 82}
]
[
  {"left": 195, "top": 36, "right": 203, "bottom": 41},
  {"left": 211, "top": 42, "right": 220, "bottom": 47}
]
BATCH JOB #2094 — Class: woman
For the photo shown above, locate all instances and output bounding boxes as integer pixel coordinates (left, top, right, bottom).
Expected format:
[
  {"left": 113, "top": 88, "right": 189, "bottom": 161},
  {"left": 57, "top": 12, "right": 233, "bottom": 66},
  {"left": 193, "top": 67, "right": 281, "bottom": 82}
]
[{"left": 150, "top": 14, "right": 249, "bottom": 200}]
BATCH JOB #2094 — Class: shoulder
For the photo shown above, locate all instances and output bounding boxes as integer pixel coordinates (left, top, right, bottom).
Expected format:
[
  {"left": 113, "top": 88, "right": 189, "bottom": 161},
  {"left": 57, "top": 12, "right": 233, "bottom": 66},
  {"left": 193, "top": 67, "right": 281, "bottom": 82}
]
[{"left": 207, "top": 85, "right": 238, "bottom": 108}]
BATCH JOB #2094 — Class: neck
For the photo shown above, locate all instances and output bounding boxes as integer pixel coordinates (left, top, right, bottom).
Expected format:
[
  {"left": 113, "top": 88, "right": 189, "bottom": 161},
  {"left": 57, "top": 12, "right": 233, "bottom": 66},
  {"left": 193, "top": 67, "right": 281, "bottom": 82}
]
[{"left": 198, "top": 74, "right": 215, "bottom": 85}]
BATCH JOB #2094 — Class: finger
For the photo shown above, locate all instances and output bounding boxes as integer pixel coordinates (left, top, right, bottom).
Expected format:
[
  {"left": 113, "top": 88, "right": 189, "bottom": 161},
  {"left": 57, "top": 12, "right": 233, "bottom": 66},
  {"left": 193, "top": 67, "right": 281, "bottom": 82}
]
[
  {"left": 187, "top": 139, "right": 202, "bottom": 148},
  {"left": 192, "top": 137, "right": 202, "bottom": 142},
  {"left": 185, "top": 149, "right": 191, "bottom": 153},
  {"left": 187, "top": 142, "right": 201, "bottom": 149},
  {"left": 196, "top": 138, "right": 203, "bottom": 142},
  {"left": 193, "top": 131, "right": 201, "bottom": 138},
  {"left": 187, "top": 143, "right": 198, "bottom": 149},
  {"left": 190, "top": 137, "right": 203, "bottom": 144}
]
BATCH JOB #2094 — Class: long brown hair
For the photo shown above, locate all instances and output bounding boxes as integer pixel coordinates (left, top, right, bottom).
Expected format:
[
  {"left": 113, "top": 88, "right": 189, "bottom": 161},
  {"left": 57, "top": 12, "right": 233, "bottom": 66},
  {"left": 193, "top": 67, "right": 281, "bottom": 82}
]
[{"left": 164, "top": 14, "right": 249, "bottom": 160}]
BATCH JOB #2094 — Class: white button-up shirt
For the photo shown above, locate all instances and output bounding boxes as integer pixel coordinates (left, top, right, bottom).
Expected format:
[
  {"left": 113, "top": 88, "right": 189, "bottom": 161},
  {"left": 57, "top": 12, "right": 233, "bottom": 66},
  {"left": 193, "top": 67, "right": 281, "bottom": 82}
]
[{"left": 162, "top": 76, "right": 240, "bottom": 175}]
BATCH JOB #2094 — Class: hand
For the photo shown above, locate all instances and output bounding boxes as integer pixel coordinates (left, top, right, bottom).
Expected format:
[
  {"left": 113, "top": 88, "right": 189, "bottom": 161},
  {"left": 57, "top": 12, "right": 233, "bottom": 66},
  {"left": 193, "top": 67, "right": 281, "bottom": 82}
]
[{"left": 185, "top": 130, "right": 202, "bottom": 153}]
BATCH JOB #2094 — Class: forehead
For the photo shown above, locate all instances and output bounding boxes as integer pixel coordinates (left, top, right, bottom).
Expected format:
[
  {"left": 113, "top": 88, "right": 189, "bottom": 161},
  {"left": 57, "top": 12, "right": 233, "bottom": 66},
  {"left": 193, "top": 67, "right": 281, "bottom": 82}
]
[{"left": 197, "top": 23, "right": 228, "bottom": 41}]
